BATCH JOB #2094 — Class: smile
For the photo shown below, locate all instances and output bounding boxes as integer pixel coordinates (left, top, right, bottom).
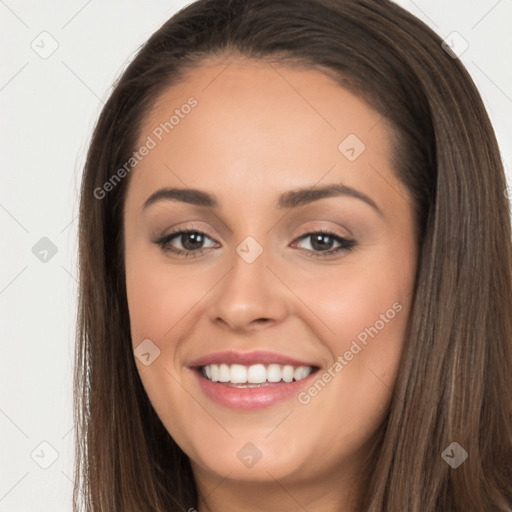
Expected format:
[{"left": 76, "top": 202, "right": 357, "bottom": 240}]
[
  {"left": 201, "top": 363, "right": 314, "bottom": 387},
  {"left": 188, "top": 350, "right": 321, "bottom": 409}
]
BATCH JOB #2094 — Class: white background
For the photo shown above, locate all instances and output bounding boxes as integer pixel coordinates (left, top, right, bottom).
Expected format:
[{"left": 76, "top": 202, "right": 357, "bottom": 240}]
[{"left": 1, "top": 1, "right": 511, "bottom": 510}]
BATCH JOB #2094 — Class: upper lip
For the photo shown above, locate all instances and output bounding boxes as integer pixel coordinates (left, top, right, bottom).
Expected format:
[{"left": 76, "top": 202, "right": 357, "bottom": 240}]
[{"left": 188, "top": 350, "right": 319, "bottom": 368}]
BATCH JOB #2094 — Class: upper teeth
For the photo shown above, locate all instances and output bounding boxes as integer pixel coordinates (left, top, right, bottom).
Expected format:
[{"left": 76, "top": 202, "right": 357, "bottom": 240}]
[{"left": 202, "top": 363, "right": 313, "bottom": 384}]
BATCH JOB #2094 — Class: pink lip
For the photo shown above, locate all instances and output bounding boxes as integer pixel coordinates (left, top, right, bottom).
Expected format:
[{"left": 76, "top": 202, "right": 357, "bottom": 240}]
[
  {"left": 188, "top": 350, "right": 318, "bottom": 410},
  {"left": 192, "top": 368, "right": 319, "bottom": 410},
  {"left": 187, "top": 350, "right": 317, "bottom": 368},
  {"left": 188, "top": 350, "right": 320, "bottom": 410}
]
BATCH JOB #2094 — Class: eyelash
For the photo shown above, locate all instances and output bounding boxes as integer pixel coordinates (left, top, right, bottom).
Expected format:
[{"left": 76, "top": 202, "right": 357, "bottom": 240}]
[{"left": 154, "top": 227, "right": 356, "bottom": 259}]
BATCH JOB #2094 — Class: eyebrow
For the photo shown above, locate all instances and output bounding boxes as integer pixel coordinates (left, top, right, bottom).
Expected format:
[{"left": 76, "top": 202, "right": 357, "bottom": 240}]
[{"left": 142, "top": 183, "right": 383, "bottom": 216}]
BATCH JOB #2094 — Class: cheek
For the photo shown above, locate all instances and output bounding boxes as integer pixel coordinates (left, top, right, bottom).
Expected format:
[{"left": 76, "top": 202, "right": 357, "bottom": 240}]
[
  {"left": 294, "top": 249, "right": 412, "bottom": 400},
  {"left": 300, "top": 256, "right": 409, "bottom": 349},
  {"left": 124, "top": 251, "right": 208, "bottom": 453},
  {"left": 125, "top": 252, "right": 210, "bottom": 347}
]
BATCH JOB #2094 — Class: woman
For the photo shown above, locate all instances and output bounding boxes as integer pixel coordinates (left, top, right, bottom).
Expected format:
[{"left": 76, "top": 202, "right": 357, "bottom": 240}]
[{"left": 74, "top": 0, "right": 512, "bottom": 510}]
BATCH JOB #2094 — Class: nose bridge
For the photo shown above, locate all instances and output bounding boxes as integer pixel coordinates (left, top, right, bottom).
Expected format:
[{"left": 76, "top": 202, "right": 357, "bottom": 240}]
[{"left": 207, "top": 233, "right": 288, "bottom": 330}]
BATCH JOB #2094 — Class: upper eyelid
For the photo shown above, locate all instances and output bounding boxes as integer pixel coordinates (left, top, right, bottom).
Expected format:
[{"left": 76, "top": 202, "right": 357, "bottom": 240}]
[{"left": 293, "top": 225, "right": 353, "bottom": 239}]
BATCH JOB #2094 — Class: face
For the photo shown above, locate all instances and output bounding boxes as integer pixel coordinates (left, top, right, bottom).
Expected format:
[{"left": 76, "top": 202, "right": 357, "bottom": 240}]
[{"left": 123, "top": 57, "right": 418, "bottom": 498}]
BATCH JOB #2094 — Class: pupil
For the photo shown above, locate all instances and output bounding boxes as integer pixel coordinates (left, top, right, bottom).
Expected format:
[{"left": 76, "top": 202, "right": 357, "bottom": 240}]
[
  {"left": 311, "top": 234, "right": 333, "bottom": 251},
  {"left": 183, "top": 233, "right": 204, "bottom": 250}
]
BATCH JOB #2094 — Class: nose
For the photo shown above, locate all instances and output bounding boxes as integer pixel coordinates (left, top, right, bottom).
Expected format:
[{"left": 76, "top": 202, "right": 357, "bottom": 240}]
[{"left": 206, "top": 241, "right": 290, "bottom": 332}]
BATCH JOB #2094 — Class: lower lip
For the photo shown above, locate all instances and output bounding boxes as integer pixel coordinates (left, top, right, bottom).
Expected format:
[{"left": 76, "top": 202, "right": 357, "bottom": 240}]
[{"left": 192, "top": 368, "right": 318, "bottom": 410}]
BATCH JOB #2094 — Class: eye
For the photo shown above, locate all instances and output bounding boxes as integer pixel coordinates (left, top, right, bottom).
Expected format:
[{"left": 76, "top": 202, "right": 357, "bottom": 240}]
[
  {"left": 292, "top": 230, "right": 356, "bottom": 258},
  {"left": 154, "top": 229, "right": 218, "bottom": 258},
  {"left": 153, "top": 228, "right": 356, "bottom": 259}
]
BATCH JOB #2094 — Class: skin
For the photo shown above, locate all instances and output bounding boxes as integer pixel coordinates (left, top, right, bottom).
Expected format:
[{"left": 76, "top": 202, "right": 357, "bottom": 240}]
[{"left": 123, "top": 57, "right": 418, "bottom": 512}]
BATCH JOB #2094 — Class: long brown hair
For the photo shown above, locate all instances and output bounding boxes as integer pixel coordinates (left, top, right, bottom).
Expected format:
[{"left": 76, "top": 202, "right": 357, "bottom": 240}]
[{"left": 74, "top": 0, "right": 512, "bottom": 510}]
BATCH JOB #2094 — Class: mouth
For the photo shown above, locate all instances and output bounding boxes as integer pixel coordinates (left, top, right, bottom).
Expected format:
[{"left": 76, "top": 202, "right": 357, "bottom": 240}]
[
  {"left": 188, "top": 350, "right": 321, "bottom": 409},
  {"left": 197, "top": 363, "right": 318, "bottom": 387}
]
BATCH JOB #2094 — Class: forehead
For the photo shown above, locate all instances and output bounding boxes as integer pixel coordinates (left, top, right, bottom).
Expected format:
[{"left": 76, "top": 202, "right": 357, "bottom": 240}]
[
  {"left": 126, "top": 58, "right": 405, "bottom": 218},
  {"left": 140, "top": 57, "right": 387, "bottom": 142}
]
